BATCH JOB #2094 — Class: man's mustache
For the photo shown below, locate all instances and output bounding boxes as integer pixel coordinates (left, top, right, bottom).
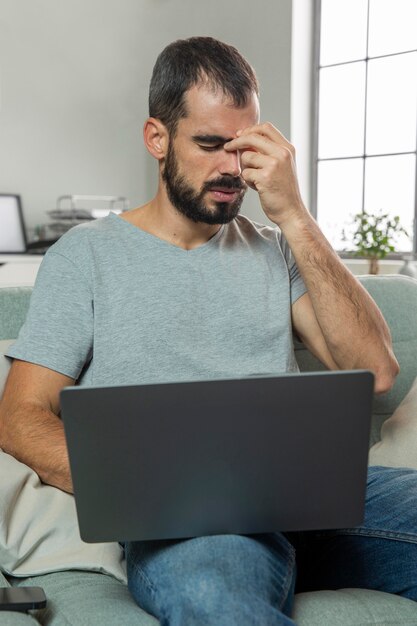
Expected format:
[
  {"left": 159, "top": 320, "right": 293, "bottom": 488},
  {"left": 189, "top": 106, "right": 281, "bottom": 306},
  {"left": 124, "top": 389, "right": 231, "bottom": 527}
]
[{"left": 202, "top": 177, "right": 247, "bottom": 193}]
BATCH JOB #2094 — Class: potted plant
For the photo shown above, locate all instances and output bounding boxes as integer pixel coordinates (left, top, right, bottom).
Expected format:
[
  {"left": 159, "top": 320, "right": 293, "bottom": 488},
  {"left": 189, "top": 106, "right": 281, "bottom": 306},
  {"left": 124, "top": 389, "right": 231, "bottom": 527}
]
[{"left": 342, "top": 210, "right": 409, "bottom": 275}]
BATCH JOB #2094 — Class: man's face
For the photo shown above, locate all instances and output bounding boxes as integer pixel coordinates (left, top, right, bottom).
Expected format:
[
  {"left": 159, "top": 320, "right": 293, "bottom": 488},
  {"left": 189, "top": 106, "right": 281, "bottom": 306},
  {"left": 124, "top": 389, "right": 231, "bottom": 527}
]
[{"left": 161, "top": 85, "right": 260, "bottom": 225}]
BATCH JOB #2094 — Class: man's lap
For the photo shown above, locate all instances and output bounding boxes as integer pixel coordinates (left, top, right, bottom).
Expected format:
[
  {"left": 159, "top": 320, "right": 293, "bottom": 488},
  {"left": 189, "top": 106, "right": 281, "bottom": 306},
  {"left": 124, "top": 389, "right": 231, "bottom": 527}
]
[
  {"left": 1, "top": 466, "right": 416, "bottom": 624},
  {"left": 291, "top": 466, "right": 417, "bottom": 598},
  {"left": 124, "top": 466, "right": 417, "bottom": 620},
  {"left": 125, "top": 533, "right": 297, "bottom": 624}
]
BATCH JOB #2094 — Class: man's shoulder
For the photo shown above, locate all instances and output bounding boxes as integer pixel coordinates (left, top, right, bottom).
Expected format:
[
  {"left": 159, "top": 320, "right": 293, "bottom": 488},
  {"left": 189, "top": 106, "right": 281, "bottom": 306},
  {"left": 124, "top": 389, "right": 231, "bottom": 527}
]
[
  {"left": 231, "top": 214, "right": 281, "bottom": 244},
  {"left": 48, "top": 215, "right": 115, "bottom": 260}
]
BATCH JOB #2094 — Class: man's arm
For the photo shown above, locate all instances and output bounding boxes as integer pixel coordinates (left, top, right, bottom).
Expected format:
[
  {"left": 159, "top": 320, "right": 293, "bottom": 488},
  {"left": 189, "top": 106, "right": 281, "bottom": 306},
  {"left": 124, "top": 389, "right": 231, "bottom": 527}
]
[
  {"left": 286, "top": 217, "right": 398, "bottom": 393},
  {"left": 0, "top": 360, "right": 74, "bottom": 493},
  {"left": 225, "top": 123, "right": 399, "bottom": 393}
]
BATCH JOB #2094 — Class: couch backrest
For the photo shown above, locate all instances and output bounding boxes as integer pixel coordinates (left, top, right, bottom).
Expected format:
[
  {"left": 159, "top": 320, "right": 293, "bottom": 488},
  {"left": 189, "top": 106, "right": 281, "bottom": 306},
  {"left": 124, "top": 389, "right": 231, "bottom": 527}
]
[
  {"left": 0, "top": 287, "right": 32, "bottom": 340},
  {"left": 295, "top": 275, "right": 417, "bottom": 444},
  {"left": 2, "top": 276, "right": 417, "bottom": 445}
]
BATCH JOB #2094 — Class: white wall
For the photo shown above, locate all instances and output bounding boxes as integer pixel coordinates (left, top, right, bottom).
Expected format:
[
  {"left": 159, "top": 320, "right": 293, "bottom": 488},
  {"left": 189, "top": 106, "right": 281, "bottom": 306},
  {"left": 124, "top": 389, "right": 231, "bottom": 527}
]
[{"left": 0, "top": 0, "right": 292, "bottom": 230}]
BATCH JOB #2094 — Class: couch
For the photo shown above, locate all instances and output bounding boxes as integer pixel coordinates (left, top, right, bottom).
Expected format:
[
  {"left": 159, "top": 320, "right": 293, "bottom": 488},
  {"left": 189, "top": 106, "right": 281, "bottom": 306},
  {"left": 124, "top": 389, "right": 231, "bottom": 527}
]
[{"left": 0, "top": 276, "right": 416, "bottom": 625}]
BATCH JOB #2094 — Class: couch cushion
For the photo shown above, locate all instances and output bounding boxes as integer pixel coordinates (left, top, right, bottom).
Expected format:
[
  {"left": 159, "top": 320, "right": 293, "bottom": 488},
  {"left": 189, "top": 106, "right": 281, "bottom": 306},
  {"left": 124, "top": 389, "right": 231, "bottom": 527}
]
[
  {"left": 0, "top": 571, "right": 39, "bottom": 625},
  {"left": 11, "top": 570, "right": 158, "bottom": 626},
  {"left": 293, "top": 588, "right": 417, "bottom": 625}
]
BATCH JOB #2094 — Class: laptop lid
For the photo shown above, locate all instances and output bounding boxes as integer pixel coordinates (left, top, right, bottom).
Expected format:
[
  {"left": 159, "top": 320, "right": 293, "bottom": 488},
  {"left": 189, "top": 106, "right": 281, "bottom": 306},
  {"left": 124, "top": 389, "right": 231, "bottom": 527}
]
[
  {"left": 0, "top": 194, "right": 28, "bottom": 253},
  {"left": 61, "top": 370, "right": 374, "bottom": 543}
]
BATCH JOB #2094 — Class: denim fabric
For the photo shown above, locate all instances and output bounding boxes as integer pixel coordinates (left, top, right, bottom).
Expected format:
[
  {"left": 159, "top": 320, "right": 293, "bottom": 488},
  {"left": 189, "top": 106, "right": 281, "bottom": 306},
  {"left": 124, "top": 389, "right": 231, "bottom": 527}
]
[
  {"left": 125, "top": 466, "right": 417, "bottom": 625},
  {"left": 125, "top": 533, "right": 297, "bottom": 626},
  {"left": 292, "top": 465, "right": 417, "bottom": 601}
]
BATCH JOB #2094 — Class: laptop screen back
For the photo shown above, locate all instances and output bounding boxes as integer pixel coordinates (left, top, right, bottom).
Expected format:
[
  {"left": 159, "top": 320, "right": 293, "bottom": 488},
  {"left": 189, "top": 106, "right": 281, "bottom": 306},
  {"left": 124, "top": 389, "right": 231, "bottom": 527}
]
[
  {"left": 0, "top": 194, "right": 27, "bottom": 253},
  {"left": 61, "top": 371, "right": 374, "bottom": 543}
]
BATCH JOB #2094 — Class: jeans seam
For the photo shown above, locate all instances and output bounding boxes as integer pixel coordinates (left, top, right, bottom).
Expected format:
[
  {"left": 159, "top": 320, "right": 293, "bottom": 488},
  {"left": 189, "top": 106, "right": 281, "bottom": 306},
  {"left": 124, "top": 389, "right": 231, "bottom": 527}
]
[
  {"left": 276, "top": 543, "right": 296, "bottom": 610},
  {"left": 130, "top": 560, "right": 172, "bottom": 625},
  {"left": 313, "top": 528, "right": 417, "bottom": 544},
  {"left": 130, "top": 559, "right": 158, "bottom": 597}
]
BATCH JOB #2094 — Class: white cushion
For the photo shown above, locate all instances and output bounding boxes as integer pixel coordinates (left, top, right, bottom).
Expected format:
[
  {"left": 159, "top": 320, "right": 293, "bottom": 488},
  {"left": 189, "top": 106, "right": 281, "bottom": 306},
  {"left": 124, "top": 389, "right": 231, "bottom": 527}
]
[
  {"left": 369, "top": 375, "right": 417, "bottom": 469},
  {"left": 0, "top": 340, "right": 127, "bottom": 581}
]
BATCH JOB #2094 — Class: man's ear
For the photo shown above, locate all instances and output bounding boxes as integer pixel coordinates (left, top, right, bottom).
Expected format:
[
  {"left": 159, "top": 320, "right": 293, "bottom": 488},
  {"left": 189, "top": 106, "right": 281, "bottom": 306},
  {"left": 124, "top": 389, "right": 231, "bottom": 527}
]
[{"left": 143, "top": 118, "right": 169, "bottom": 160}]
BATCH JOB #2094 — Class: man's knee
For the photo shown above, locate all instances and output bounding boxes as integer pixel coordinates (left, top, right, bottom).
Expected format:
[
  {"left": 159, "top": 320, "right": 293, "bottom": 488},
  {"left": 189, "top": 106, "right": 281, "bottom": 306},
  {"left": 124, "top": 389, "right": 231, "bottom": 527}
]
[
  {"left": 126, "top": 534, "right": 296, "bottom": 625},
  {"left": 129, "top": 534, "right": 293, "bottom": 592},
  {"left": 365, "top": 466, "right": 417, "bottom": 533}
]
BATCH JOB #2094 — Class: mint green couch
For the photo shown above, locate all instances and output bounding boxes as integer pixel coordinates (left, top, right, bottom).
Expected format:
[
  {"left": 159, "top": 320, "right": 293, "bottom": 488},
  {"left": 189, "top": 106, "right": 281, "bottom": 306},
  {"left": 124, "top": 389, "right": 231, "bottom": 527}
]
[{"left": 0, "top": 276, "right": 416, "bottom": 625}]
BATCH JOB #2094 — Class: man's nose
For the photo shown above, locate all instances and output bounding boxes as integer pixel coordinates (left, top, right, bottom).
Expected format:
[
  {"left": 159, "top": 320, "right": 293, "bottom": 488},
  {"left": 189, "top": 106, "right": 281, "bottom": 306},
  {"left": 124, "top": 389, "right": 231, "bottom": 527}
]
[{"left": 219, "top": 149, "right": 241, "bottom": 178}]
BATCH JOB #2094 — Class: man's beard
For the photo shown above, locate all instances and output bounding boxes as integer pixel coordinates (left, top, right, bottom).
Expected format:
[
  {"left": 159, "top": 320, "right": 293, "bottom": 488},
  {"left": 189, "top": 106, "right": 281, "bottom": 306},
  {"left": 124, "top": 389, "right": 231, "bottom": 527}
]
[{"left": 161, "top": 141, "right": 247, "bottom": 225}]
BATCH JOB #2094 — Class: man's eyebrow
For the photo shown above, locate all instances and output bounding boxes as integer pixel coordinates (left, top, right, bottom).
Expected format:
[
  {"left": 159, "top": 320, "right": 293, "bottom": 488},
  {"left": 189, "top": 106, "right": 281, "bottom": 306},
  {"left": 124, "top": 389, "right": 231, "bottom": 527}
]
[{"left": 191, "top": 134, "right": 233, "bottom": 144}]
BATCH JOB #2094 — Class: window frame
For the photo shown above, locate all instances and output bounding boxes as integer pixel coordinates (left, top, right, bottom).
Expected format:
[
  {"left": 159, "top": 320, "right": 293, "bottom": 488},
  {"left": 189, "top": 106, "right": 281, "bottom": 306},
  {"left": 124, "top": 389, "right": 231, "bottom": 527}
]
[{"left": 312, "top": 0, "right": 417, "bottom": 256}]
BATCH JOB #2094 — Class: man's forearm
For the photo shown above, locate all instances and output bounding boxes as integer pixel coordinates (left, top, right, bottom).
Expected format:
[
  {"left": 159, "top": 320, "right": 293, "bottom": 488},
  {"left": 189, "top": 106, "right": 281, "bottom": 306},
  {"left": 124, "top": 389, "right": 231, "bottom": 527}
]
[
  {"left": 0, "top": 402, "right": 73, "bottom": 493},
  {"left": 223, "top": 122, "right": 398, "bottom": 390},
  {"left": 282, "top": 211, "right": 399, "bottom": 386}
]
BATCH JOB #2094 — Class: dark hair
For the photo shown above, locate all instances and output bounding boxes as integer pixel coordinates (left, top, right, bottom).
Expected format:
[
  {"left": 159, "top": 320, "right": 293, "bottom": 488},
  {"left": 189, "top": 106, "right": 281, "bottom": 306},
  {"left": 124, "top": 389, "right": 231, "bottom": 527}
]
[{"left": 149, "top": 37, "right": 259, "bottom": 136}]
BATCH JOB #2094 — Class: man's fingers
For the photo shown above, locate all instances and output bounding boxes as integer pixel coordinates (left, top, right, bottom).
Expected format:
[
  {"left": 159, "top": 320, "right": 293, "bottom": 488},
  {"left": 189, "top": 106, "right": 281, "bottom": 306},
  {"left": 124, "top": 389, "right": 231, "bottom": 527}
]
[
  {"left": 241, "top": 122, "right": 291, "bottom": 143},
  {"left": 241, "top": 168, "right": 258, "bottom": 190},
  {"left": 233, "top": 122, "right": 294, "bottom": 154},
  {"left": 240, "top": 153, "right": 272, "bottom": 190},
  {"left": 225, "top": 132, "right": 274, "bottom": 155},
  {"left": 240, "top": 150, "right": 267, "bottom": 170}
]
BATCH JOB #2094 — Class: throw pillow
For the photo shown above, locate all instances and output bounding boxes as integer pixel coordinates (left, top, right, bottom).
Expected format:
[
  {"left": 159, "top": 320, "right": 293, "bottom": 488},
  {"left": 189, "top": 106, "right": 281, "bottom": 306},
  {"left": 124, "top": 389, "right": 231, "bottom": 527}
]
[
  {"left": 0, "top": 340, "right": 127, "bottom": 582},
  {"left": 0, "top": 451, "right": 127, "bottom": 581},
  {"left": 369, "top": 375, "right": 417, "bottom": 470}
]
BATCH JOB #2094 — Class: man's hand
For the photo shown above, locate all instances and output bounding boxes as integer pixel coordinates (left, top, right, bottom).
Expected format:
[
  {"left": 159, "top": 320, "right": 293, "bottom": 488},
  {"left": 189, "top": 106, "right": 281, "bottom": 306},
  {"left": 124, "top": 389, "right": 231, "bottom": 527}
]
[
  {"left": 225, "top": 123, "right": 399, "bottom": 394},
  {"left": 224, "top": 122, "right": 306, "bottom": 227}
]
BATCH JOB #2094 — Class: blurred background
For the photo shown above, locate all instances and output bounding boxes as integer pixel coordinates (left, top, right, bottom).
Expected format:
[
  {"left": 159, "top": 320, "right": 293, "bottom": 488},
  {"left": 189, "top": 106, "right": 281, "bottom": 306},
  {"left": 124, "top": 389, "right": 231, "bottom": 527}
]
[{"left": 0, "top": 0, "right": 416, "bottom": 268}]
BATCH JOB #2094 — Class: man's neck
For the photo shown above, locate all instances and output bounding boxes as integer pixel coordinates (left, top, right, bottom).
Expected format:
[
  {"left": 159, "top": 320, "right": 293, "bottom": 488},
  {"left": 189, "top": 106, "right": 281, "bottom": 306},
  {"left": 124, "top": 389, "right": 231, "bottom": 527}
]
[{"left": 120, "top": 191, "right": 222, "bottom": 251}]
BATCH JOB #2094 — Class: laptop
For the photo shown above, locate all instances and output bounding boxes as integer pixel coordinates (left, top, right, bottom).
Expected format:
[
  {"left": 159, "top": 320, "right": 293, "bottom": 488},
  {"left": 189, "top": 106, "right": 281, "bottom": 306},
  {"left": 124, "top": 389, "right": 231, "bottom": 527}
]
[
  {"left": 60, "top": 370, "right": 374, "bottom": 543},
  {"left": 0, "top": 194, "right": 56, "bottom": 255}
]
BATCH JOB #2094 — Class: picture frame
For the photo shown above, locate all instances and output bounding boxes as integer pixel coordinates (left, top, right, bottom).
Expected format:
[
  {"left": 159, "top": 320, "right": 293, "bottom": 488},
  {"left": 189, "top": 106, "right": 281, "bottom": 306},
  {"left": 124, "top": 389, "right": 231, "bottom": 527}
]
[{"left": 0, "top": 194, "right": 27, "bottom": 253}]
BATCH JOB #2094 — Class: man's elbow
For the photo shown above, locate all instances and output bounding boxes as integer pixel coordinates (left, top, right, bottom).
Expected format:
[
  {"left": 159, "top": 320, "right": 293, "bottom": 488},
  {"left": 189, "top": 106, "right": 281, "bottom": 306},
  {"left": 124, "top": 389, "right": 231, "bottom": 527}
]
[{"left": 373, "top": 355, "right": 400, "bottom": 395}]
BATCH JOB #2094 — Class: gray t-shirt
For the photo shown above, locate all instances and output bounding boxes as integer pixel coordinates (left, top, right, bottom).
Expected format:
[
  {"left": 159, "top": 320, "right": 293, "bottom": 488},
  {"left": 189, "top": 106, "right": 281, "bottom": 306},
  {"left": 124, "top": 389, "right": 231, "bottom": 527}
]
[{"left": 7, "top": 213, "right": 307, "bottom": 386}]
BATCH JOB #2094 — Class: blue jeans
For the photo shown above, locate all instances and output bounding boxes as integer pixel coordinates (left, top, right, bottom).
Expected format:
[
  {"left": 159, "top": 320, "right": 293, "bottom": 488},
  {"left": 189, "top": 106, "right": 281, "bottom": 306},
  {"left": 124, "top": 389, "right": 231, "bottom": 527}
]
[{"left": 125, "top": 466, "right": 417, "bottom": 626}]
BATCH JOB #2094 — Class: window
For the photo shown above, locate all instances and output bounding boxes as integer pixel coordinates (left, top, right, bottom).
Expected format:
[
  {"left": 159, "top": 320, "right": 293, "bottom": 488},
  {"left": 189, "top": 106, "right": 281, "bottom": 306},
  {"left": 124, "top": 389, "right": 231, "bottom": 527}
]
[{"left": 314, "top": 0, "right": 417, "bottom": 253}]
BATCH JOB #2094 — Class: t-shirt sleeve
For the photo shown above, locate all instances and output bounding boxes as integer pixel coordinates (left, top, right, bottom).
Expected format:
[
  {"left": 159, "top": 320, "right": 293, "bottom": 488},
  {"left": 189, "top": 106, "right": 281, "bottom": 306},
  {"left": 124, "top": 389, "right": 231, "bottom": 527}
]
[
  {"left": 279, "top": 233, "right": 307, "bottom": 305},
  {"left": 5, "top": 250, "right": 93, "bottom": 380}
]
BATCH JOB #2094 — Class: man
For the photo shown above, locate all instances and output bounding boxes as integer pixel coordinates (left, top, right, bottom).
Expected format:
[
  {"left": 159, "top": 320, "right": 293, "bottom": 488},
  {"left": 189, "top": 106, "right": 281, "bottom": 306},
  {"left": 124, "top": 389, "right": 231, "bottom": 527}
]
[{"left": 0, "top": 37, "right": 415, "bottom": 625}]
